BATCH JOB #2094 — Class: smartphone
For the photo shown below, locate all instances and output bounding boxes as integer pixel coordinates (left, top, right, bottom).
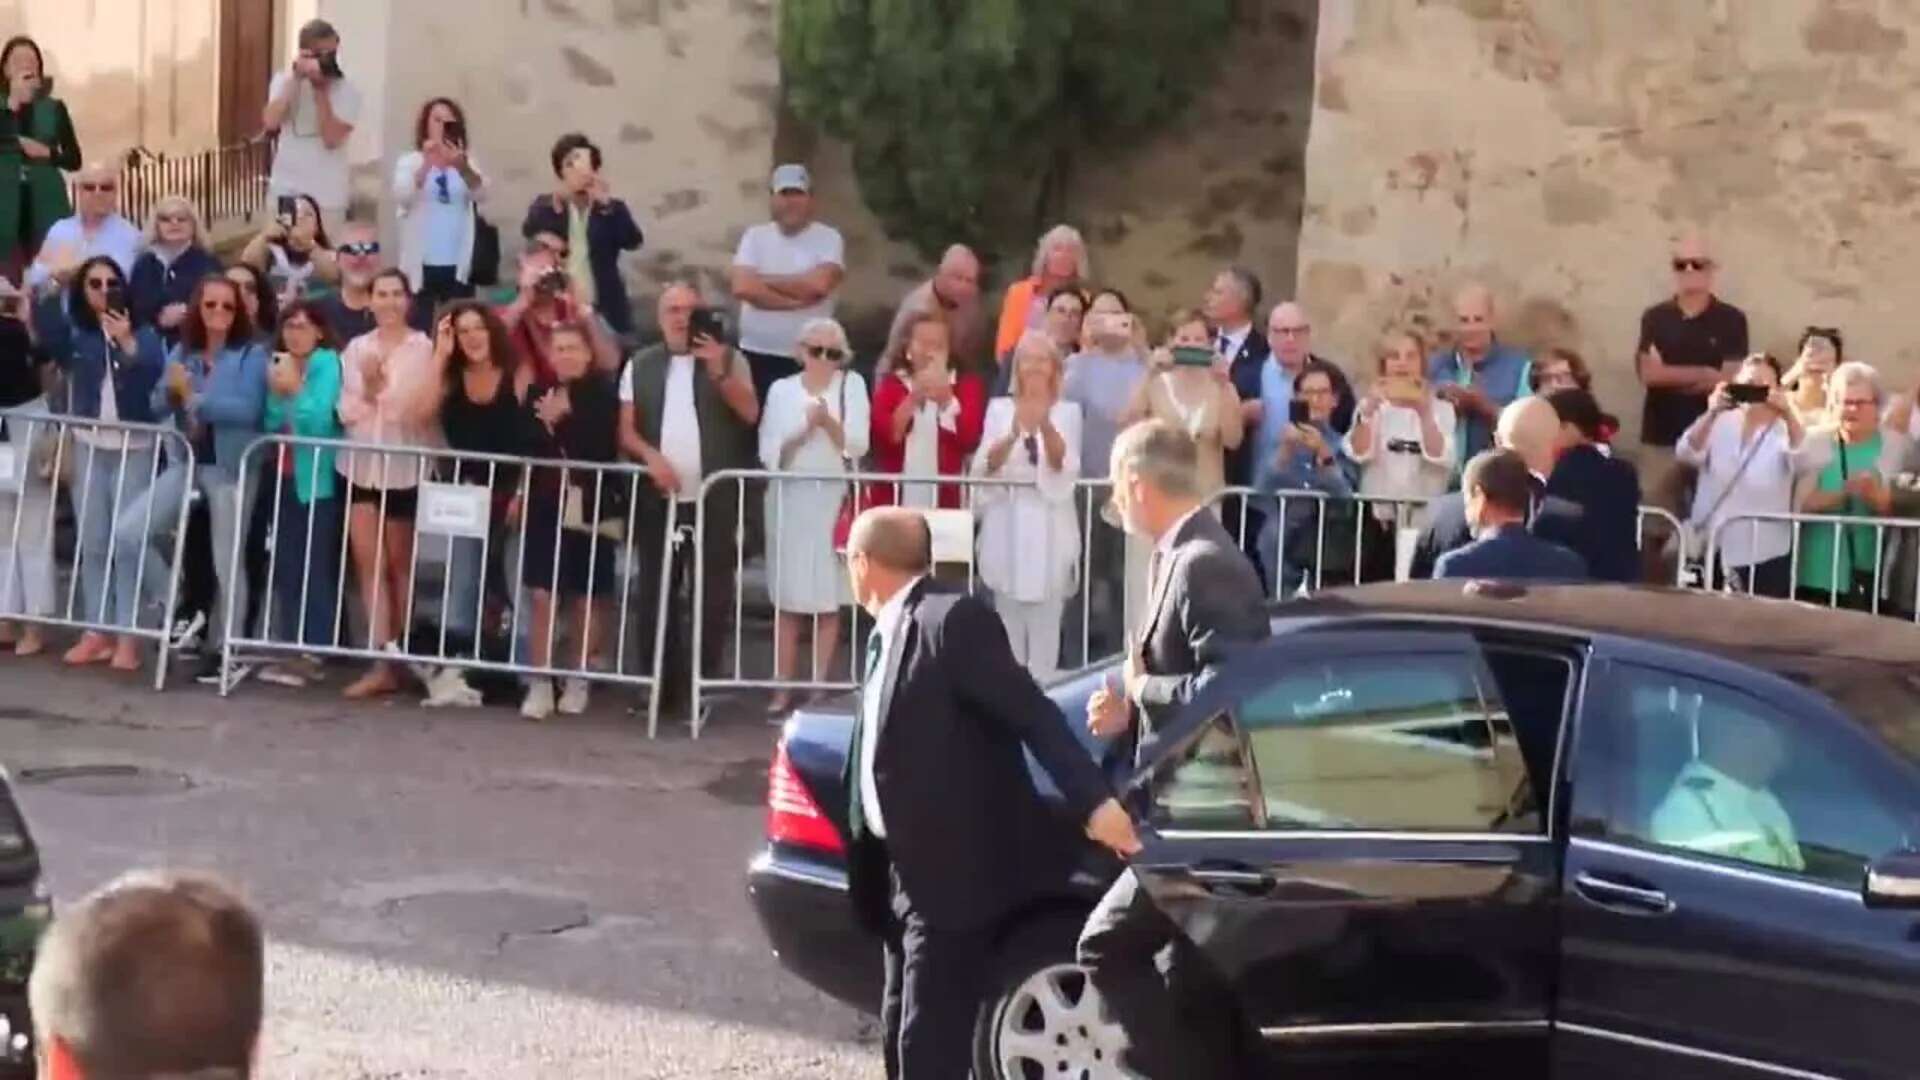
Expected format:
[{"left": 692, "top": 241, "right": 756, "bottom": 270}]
[
  {"left": 103, "top": 282, "right": 127, "bottom": 318},
  {"left": 1289, "top": 399, "right": 1312, "bottom": 425},
  {"left": 1170, "top": 345, "right": 1215, "bottom": 368},
  {"left": 1381, "top": 376, "right": 1425, "bottom": 404},
  {"left": 442, "top": 119, "right": 466, "bottom": 148},
  {"left": 689, "top": 307, "right": 726, "bottom": 344},
  {"left": 276, "top": 195, "right": 296, "bottom": 228},
  {"left": 1726, "top": 383, "right": 1768, "bottom": 405}
]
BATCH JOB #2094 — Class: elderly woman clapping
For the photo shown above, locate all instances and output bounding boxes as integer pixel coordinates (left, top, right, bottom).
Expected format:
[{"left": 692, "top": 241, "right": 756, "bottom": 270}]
[
  {"left": 973, "top": 330, "right": 1082, "bottom": 680},
  {"left": 1795, "top": 361, "right": 1913, "bottom": 608}
]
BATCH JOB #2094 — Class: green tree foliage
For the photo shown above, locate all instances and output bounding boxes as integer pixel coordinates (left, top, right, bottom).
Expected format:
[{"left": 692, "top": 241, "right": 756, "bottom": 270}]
[{"left": 781, "top": 0, "right": 1235, "bottom": 263}]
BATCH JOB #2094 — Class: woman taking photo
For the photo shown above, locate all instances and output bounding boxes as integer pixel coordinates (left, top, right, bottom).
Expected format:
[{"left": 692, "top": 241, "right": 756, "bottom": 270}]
[
  {"left": 392, "top": 97, "right": 489, "bottom": 312},
  {"left": 38, "top": 255, "right": 165, "bottom": 667},
  {"left": 335, "top": 269, "right": 440, "bottom": 699},
  {"left": 128, "top": 197, "right": 220, "bottom": 345},
  {"left": 0, "top": 36, "right": 80, "bottom": 272},
  {"left": 973, "top": 330, "right": 1081, "bottom": 681},
  {"left": 756, "top": 316, "right": 867, "bottom": 717},
  {"left": 517, "top": 320, "right": 620, "bottom": 721},
  {"left": 1784, "top": 326, "right": 1842, "bottom": 430},
  {"left": 1123, "top": 309, "right": 1245, "bottom": 499},
  {"left": 1345, "top": 328, "right": 1454, "bottom": 581},
  {"left": 240, "top": 193, "right": 337, "bottom": 310},
  {"left": 1676, "top": 353, "right": 1804, "bottom": 598},
  {"left": 113, "top": 275, "right": 267, "bottom": 676},
  {"left": 255, "top": 301, "right": 343, "bottom": 689},
  {"left": 869, "top": 311, "right": 985, "bottom": 510}
]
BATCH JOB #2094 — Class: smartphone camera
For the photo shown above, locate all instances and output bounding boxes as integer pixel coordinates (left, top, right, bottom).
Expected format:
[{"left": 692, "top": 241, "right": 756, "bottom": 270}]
[
  {"left": 688, "top": 307, "right": 726, "bottom": 344},
  {"left": 104, "top": 282, "right": 128, "bottom": 319},
  {"left": 1289, "top": 399, "right": 1312, "bottom": 425},
  {"left": 442, "top": 120, "right": 466, "bottom": 148},
  {"left": 1726, "top": 383, "right": 1769, "bottom": 405}
]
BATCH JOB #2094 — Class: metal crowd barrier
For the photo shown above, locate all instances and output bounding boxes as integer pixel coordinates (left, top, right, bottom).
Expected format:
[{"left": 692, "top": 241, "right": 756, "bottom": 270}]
[
  {"left": 1707, "top": 510, "right": 1920, "bottom": 619},
  {"left": 219, "top": 435, "right": 683, "bottom": 734},
  {"left": 0, "top": 407, "right": 197, "bottom": 689}
]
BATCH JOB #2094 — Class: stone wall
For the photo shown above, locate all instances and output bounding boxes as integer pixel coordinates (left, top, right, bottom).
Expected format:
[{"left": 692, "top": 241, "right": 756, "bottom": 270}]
[
  {"left": 357, "top": 0, "right": 781, "bottom": 328},
  {"left": 1298, "top": 0, "right": 1920, "bottom": 446},
  {"left": 802, "top": 0, "right": 1320, "bottom": 355}
]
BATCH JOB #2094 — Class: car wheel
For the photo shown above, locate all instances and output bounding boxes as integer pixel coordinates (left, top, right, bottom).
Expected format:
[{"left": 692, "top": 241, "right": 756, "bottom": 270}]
[{"left": 971, "top": 916, "right": 1132, "bottom": 1080}]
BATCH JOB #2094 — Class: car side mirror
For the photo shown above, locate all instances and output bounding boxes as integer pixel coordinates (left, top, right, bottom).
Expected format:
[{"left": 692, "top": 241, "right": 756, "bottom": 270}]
[{"left": 1863, "top": 850, "right": 1920, "bottom": 909}]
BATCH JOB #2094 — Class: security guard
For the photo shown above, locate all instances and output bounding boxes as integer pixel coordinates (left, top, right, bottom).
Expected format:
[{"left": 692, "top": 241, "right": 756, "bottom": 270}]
[{"left": 1650, "top": 705, "right": 1804, "bottom": 872}]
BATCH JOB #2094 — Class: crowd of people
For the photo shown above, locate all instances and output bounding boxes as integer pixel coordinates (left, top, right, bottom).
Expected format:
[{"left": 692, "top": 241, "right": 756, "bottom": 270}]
[{"left": 0, "top": 18, "right": 1915, "bottom": 730}]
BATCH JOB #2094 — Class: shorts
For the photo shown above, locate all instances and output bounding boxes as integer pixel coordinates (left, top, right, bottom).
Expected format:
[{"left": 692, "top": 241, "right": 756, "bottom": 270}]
[
  {"left": 347, "top": 483, "right": 419, "bottom": 519},
  {"left": 521, "top": 502, "right": 617, "bottom": 597}
]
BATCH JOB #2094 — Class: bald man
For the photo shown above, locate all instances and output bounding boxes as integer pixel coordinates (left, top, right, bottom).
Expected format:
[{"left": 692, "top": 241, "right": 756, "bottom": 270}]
[
  {"left": 1425, "top": 284, "right": 1534, "bottom": 469},
  {"left": 843, "top": 506, "right": 1137, "bottom": 1079},
  {"left": 26, "top": 163, "right": 141, "bottom": 293},
  {"left": 882, "top": 244, "right": 985, "bottom": 373},
  {"left": 1409, "top": 396, "right": 1582, "bottom": 579},
  {"left": 1636, "top": 228, "right": 1748, "bottom": 511}
]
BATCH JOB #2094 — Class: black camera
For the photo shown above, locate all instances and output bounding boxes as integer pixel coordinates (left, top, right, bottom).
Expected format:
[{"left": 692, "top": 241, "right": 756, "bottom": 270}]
[
  {"left": 688, "top": 307, "right": 726, "bottom": 345},
  {"left": 317, "top": 51, "right": 343, "bottom": 79},
  {"left": 534, "top": 268, "right": 570, "bottom": 298}
]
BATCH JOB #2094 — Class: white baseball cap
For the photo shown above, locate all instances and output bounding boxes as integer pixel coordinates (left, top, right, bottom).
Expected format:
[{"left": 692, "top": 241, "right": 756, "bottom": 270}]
[{"left": 770, "top": 163, "right": 811, "bottom": 194}]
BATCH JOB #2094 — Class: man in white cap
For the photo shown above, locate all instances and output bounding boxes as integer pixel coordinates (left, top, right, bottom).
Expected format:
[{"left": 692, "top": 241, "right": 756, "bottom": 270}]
[{"left": 730, "top": 162, "right": 845, "bottom": 405}]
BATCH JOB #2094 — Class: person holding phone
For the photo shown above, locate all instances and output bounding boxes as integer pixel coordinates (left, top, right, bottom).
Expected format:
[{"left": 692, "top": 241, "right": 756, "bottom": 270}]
[
  {"left": 393, "top": 97, "right": 489, "bottom": 312},
  {"left": 1345, "top": 328, "right": 1455, "bottom": 582},
  {"left": 520, "top": 133, "right": 643, "bottom": 338},
  {"left": 0, "top": 36, "right": 80, "bottom": 275},
  {"left": 1786, "top": 326, "right": 1842, "bottom": 430},
  {"left": 1122, "top": 309, "right": 1243, "bottom": 501},
  {"left": 1061, "top": 289, "right": 1149, "bottom": 666},
  {"left": 1677, "top": 353, "right": 1803, "bottom": 597},
  {"left": 261, "top": 19, "right": 360, "bottom": 218},
  {"left": 239, "top": 192, "right": 337, "bottom": 311},
  {"left": 127, "top": 197, "right": 220, "bottom": 346},
  {"left": 497, "top": 231, "right": 620, "bottom": 390},
  {"left": 868, "top": 311, "right": 986, "bottom": 510},
  {"left": 1255, "top": 360, "right": 1357, "bottom": 594}
]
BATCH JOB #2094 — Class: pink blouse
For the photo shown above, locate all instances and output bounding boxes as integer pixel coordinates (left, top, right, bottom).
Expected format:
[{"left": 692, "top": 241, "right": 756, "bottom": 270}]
[{"left": 335, "top": 329, "right": 443, "bottom": 490}]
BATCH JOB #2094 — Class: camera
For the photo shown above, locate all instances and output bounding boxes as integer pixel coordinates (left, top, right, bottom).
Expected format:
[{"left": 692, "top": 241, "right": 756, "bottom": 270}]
[
  {"left": 534, "top": 268, "right": 570, "bottom": 298},
  {"left": 688, "top": 307, "right": 726, "bottom": 344},
  {"left": 317, "top": 51, "right": 343, "bottom": 80},
  {"left": 276, "top": 195, "right": 296, "bottom": 229}
]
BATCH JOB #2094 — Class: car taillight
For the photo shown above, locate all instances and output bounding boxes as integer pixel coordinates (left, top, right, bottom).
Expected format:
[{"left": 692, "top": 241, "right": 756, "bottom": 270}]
[{"left": 767, "top": 740, "right": 845, "bottom": 855}]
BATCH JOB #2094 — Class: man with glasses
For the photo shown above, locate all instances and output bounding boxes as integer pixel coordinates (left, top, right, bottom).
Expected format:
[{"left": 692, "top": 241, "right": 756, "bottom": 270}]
[
  {"left": 495, "top": 230, "right": 620, "bottom": 381},
  {"left": 261, "top": 18, "right": 361, "bottom": 217},
  {"left": 1426, "top": 283, "right": 1532, "bottom": 472},
  {"left": 1636, "top": 230, "right": 1748, "bottom": 517},
  {"left": 25, "top": 163, "right": 139, "bottom": 294},
  {"left": 312, "top": 221, "right": 389, "bottom": 340},
  {"left": 1236, "top": 301, "right": 1355, "bottom": 575}
]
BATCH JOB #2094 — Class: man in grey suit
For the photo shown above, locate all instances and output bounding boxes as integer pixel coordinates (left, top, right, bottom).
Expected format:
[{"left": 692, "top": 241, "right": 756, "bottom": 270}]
[{"left": 1079, "top": 419, "right": 1270, "bottom": 1078}]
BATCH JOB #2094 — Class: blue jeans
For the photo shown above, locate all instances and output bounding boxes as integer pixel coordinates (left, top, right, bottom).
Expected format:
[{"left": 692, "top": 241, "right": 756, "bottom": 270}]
[
  {"left": 68, "top": 440, "right": 160, "bottom": 628},
  {"left": 114, "top": 463, "right": 255, "bottom": 643},
  {"left": 268, "top": 487, "right": 343, "bottom": 648}
]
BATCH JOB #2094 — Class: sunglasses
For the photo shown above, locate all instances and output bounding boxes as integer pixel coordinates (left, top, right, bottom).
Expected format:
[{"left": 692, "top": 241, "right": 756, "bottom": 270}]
[
  {"left": 805, "top": 344, "right": 846, "bottom": 363},
  {"left": 78, "top": 182, "right": 116, "bottom": 194},
  {"left": 201, "top": 300, "right": 237, "bottom": 313},
  {"left": 338, "top": 242, "right": 380, "bottom": 257},
  {"left": 1671, "top": 258, "right": 1712, "bottom": 272},
  {"left": 434, "top": 172, "right": 451, "bottom": 204}
]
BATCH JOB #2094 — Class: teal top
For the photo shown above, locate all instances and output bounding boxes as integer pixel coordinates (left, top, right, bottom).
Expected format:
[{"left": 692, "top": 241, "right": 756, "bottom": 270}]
[
  {"left": 1797, "top": 432, "right": 1883, "bottom": 593},
  {"left": 262, "top": 348, "right": 343, "bottom": 503}
]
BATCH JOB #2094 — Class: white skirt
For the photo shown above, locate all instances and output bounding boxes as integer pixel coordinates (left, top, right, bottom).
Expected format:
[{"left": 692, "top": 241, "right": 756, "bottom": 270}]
[{"left": 763, "top": 475, "right": 851, "bottom": 615}]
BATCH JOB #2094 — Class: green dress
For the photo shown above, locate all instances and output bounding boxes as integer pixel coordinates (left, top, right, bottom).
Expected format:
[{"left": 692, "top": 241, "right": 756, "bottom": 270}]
[
  {"left": 1797, "top": 432, "right": 1882, "bottom": 594},
  {"left": 0, "top": 92, "right": 80, "bottom": 261}
]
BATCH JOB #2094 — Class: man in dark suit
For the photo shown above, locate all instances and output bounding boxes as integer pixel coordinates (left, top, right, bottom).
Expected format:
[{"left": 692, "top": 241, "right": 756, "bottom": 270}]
[
  {"left": 1210, "top": 267, "right": 1271, "bottom": 554},
  {"left": 843, "top": 508, "right": 1140, "bottom": 1080},
  {"left": 1411, "top": 395, "right": 1580, "bottom": 578},
  {"left": 1081, "top": 420, "right": 1271, "bottom": 1079},
  {"left": 1545, "top": 388, "right": 1644, "bottom": 583},
  {"left": 1436, "top": 449, "right": 1590, "bottom": 580}
]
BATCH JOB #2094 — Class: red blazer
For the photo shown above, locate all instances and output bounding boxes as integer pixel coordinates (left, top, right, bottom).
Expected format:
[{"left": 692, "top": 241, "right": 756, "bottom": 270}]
[{"left": 867, "top": 370, "right": 986, "bottom": 509}]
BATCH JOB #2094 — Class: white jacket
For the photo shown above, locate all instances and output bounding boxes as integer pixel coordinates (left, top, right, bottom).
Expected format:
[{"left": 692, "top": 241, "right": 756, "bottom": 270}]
[{"left": 390, "top": 149, "right": 489, "bottom": 288}]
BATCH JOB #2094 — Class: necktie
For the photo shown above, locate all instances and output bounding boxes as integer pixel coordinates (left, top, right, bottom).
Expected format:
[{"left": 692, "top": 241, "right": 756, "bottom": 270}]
[
  {"left": 1217, "top": 333, "right": 1230, "bottom": 357},
  {"left": 862, "top": 626, "right": 884, "bottom": 685},
  {"left": 1147, "top": 547, "right": 1165, "bottom": 604}
]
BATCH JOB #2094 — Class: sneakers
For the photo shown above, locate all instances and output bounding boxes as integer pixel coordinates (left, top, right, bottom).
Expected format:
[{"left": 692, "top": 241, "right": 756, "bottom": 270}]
[
  {"left": 169, "top": 611, "right": 207, "bottom": 657},
  {"left": 423, "top": 666, "right": 484, "bottom": 709},
  {"left": 521, "top": 678, "right": 556, "bottom": 721},
  {"left": 557, "top": 676, "right": 591, "bottom": 716}
]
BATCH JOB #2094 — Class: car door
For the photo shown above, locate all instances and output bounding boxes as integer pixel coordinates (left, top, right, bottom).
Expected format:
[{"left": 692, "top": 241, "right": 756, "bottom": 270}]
[
  {"left": 1555, "top": 640, "right": 1920, "bottom": 1080},
  {"left": 1125, "top": 627, "right": 1572, "bottom": 1072}
]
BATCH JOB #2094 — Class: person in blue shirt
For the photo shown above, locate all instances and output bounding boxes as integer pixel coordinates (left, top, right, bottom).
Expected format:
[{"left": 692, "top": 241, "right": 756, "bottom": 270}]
[
  {"left": 1427, "top": 284, "right": 1532, "bottom": 474},
  {"left": 1435, "top": 448, "right": 1588, "bottom": 581},
  {"left": 110, "top": 274, "right": 267, "bottom": 675},
  {"left": 1256, "top": 361, "right": 1358, "bottom": 595}
]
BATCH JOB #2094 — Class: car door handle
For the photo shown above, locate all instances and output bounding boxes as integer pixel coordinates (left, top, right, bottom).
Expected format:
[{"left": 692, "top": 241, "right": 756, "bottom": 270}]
[
  {"left": 1189, "top": 864, "right": 1276, "bottom": 893},
  {"left": 1574, "top": 871, "right": 1674, "bottom": 915}
]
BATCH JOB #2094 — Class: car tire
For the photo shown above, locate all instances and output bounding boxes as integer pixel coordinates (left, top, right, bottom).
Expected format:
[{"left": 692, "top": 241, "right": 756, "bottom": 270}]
[{"left": 970, "top": 912, "right": 1132, "bottom": 1080}]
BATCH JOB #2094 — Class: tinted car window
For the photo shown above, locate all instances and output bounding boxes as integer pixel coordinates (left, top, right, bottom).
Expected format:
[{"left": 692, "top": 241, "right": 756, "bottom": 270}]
[
  {"left": 1148, "top": 644, "right": 1540, "bottom": 834},
  {"left": 1590, "top": 663, "right": 1920, "bottom": 889}
]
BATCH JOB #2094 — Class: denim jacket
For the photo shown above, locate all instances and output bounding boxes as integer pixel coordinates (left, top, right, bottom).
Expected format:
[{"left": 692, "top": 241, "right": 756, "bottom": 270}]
[
  {"left": 152, "top": 340, "right": 269, "bottom": 470},
  {"left": 35, "top": 295, "right": 166, "bottom": 424}
]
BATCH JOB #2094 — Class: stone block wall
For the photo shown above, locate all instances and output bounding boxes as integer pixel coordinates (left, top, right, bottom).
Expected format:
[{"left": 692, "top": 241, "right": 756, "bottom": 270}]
[{"left": 1298, "top": 0, "right": 1920, "bottom": 445}]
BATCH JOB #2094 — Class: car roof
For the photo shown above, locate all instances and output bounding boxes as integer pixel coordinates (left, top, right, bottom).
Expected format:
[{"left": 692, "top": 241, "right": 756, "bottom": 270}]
[{"left": 1280, "top": 581, "right": 1920, "bottom": 670}]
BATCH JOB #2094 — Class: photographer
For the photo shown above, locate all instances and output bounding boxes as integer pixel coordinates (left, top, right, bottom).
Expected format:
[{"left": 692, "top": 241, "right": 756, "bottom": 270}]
[
  {"left": 1121, "top": 309, "right": 1243, "bottom": 500},
  {"left": 239, "top": 192, "right": 338, "bottom": 310},
  {"left": 0, "top": 35, "right": 81, "bottom": 274},
  {"left": 1345, "top": 328, "right": 1454, "bottom": 581},
  {"left": 520, "top": 134, "right": 643, "bottom": 339},
  {"left": 1256, "top": 360, "right": 1359, "bottom": 595},
  {"left": 261, "top": 19, "right": 361, "bottom": 218},
  {"left": 392, "top": 97, "right": 488, "bottom": 312},
  {"left": 1677, "top": 353, "right": 1803, "bottom": 597},
  {"left": 497, "top": 232, "right": 619, "bottom": 392}
]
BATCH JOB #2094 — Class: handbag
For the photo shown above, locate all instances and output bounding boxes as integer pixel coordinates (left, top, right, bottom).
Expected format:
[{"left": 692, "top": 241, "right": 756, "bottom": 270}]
[
  {"left": 468, "top": 206, "right": 501, "bottom": 287},
  {"left": 829, "top": 371, "right": 874, "bottom": 552}
]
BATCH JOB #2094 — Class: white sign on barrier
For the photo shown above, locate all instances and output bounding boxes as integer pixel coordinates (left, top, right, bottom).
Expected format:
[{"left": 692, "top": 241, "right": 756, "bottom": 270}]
[
  {"left": 417, "top": 482, "right": 491, "bottom": 539},
  {"left": 0, "top": 445, "right": 18, "bottom": 494}
]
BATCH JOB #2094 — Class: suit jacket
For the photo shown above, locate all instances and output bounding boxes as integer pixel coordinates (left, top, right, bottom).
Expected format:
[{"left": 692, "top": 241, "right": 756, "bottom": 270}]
[
  {"left": 1222, "top": 328, "right": 1271, "bottom": 487},
  {"left": 847, "top": 582, "right": 1113, "bottom": 933},
  {"left": 1546, "top": 444, "right": 1643, "bottom": 583},
  {"left": 1409, "top": 478, "right": 1582, "bottom": 580},
  {"left": 1129, "top": 509, "right": 1271, "bottom": 761},
  {"left": 1434, "top": 524, "right": 1589, "bottom": 581}
]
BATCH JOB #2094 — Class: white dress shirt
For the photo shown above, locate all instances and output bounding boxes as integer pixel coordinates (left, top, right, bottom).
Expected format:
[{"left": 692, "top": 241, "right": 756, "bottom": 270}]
[
  {"left": 1216, "top": 323, "right": 1252, "bottom": 363},
  {"left": 860, "top": 577, "right": 923, "bottom": 840}
]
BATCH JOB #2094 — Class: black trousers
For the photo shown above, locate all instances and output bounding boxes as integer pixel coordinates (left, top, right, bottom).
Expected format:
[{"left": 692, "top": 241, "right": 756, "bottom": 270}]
[
  {"left": 414, "top": 265, "right": 475, "bottom": 325},
  {"left": 1078, "top": 868, "right": 1241, "bottom": 1079},
  {"left": 633, "top": 501, "right": 736, "bottom": 712},
  {"left": 741, "top": 348, "right": 800, "bottom": 416},
  {"left": 880, "top": 866, "right": 992, "bottom": 1080}
]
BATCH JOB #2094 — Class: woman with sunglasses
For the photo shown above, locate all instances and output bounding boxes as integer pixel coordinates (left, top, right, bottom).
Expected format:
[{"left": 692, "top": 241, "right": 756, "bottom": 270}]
[
  {"left": 240, "top": 192, "right": 338, "bottom": 310},
  {"left": 756, "top": 317, "right": 867, "bottom": 716},
  {"left": 127, "top": 197, "right": 219, "bottom": 346},
  {"left": 335, "top": 269, "right": 439, "bottom": 699},
  {"left": 37, "top": 255, "right": 165, "bottom": 666},
  {"left": 110, "top": 275, "right": 267, "bottom": 675},
  {"left": 393, "top": 97, "right": 489, "bottom": 313},
  {"left": 224, "top": 263, "right": 279, "bottom": 341},
  {"left": 0, "top": 36, "right": 80, "bottom": 272}
]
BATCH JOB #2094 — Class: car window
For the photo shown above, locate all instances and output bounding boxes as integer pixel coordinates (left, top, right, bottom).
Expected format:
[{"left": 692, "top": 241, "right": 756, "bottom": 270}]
[
  {"left": 1147, "top": 644, "right": 1541, "bottom": 834},
  {"left": 1588, "top": 663, "right": 1920, "bottom": 890}
]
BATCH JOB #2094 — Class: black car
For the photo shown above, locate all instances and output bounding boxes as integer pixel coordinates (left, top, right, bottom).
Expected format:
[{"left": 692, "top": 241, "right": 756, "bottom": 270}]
[
  {"left": 0, "top": 767, "right": 46, "bottom": 1076},
  {"left": 748, "top": 582, "right": 1920, "bottom": 1079}
]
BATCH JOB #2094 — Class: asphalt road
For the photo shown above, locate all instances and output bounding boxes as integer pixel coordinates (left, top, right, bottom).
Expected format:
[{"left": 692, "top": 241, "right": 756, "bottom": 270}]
[{"left": 0, "top": 656, "right": 879, "bottom": 1078}]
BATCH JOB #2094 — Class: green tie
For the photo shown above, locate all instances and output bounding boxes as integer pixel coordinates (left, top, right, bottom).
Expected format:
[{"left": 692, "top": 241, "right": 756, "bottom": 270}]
[
  {"left": 848, "top": 626, "right": 886, "bottom": 840},
  {"left": 862, "top": 627, "right": 884, "bottom": 684}
]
